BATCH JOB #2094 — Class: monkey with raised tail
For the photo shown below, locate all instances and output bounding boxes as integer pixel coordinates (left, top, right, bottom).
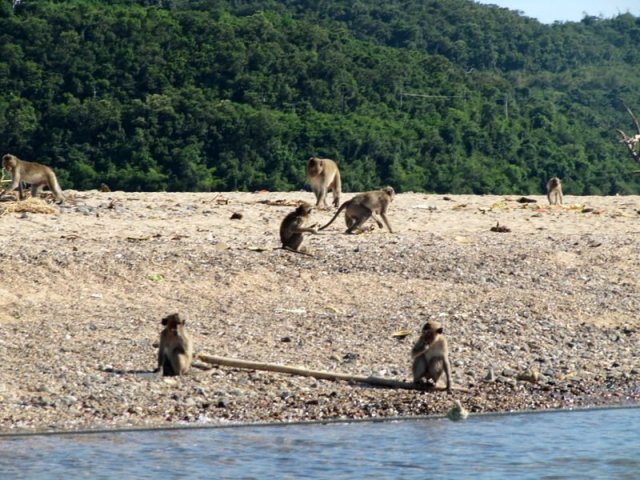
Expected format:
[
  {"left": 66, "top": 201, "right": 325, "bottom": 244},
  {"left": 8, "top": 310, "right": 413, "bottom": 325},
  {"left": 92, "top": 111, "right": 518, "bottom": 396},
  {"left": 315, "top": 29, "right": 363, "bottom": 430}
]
[{"left": 319, "top": 186, "right": 395, "bottom": 234}]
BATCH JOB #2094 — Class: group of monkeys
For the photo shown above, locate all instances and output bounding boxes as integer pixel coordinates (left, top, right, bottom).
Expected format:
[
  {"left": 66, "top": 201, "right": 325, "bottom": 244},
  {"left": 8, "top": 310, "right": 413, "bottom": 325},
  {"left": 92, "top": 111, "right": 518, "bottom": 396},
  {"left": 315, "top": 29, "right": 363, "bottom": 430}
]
[
  {"left": 280, "top": 157, "right": 564, "bottom": 256},
  {"left": 279, "top": 156, "right": 396, "bottom": 256},
  {"left": 154, "top": 313, "right": 453, "bottom": 392},
  {"left": 1, "top": 153, "right": 565, "bottom": 392}
]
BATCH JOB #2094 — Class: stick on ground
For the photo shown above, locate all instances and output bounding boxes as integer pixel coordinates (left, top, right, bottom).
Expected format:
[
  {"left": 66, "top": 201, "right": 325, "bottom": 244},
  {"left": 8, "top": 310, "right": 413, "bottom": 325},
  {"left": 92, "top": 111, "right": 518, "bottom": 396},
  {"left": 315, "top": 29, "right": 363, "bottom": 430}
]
[{"left": 197, "top": 353, "right": 468, "bottom": 392}]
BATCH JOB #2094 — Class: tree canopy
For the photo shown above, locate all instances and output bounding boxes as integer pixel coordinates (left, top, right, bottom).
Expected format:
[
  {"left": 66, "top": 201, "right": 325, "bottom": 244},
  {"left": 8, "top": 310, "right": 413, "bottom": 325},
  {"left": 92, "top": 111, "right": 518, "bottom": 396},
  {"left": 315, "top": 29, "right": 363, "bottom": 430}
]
[{"left": 1, "top": 0, "right": 640, "bottom": 194}]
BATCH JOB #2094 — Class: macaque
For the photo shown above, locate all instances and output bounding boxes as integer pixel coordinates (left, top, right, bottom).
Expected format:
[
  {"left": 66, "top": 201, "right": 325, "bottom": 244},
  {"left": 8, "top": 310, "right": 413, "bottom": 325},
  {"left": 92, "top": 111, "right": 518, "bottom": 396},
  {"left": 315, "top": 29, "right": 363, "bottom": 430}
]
[
  {"left": 319, "top": 186, "right": 395, "bottom": 234},
  {"left": 1, "top": 154, "right": 65, "bottom": 203},
  {"left": 279, "top": 202, "right": 318, "bottom": 255},
  {"left": 156, "top": 313, "right": 193, "bottom": 376},
  {"left": 546, "top": 177, "right": 563, "bottom": 205},
  {"left": 411, "top": 320, "right": 452, "bottom": 392},
  {"left": 307, "top": 157, "right": 342, "bottom": 209}
]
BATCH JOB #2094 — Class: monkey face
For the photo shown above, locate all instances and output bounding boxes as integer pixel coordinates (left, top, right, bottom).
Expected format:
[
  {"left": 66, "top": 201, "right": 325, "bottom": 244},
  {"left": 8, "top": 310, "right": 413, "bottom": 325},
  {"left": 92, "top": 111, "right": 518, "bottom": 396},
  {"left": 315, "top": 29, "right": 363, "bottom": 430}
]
[
  {"left": 296, "top": 202, "right": 314, "bottom": 215},
  {"left": 307, "top": 159, "right": 320, "bottom": 176},
  {"left": 161, "top": 313, "right": 184, "bottom": 327},
  {"left": 421, "top": 321, "right": 443, "bottom": 343},
  {"left": 2, "top": 155, "right": 15, "bottom": 171}
]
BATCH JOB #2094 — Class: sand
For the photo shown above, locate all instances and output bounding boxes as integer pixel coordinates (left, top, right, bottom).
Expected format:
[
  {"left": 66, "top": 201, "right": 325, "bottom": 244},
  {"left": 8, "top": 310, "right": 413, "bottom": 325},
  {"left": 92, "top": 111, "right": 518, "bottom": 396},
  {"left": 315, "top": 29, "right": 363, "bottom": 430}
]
[{"left": 0, "top": 190, "right": 638, "bottom": 432}]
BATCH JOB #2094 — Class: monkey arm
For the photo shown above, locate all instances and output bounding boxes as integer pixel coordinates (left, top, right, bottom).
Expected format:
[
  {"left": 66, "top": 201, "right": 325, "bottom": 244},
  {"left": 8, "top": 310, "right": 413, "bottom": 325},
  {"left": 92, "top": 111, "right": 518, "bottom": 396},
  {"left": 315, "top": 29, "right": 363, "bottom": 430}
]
[
  {"left": 411, "top": 337, "right": 429, "bottom": 359},
  {"left": 7, "top": 172, "right": 21, "bottom": 191},
  {"left": 156, "top": 346, "right": 165, "bottom": 372},
  {"left": 380, "top": 213, "right": 393, "bottom": 233},
  {"left": 291, "top": 220, "right": 318, "bottom": 234}
]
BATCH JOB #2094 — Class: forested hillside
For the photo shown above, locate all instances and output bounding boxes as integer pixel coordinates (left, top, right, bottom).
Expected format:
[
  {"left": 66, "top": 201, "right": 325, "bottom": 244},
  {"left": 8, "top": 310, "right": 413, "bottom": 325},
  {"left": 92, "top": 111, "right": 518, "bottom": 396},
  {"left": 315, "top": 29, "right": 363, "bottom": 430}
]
[{"left": 1, "top": 0, "right": 640, "bottom": 194}]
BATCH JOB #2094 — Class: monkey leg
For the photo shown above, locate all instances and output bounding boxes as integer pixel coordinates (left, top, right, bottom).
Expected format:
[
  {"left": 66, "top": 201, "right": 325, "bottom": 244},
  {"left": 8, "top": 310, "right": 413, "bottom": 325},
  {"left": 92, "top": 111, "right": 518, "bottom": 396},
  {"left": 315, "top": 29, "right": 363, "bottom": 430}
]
[
  {"left": 412, "top": 356, "right": 428, "bottom": 383},
  {"left": 30, "top": 184, "right": 44, "bottom": 199},
  {"left": 427, "top": 358, "right": 445, "bottom": 386},
  {"left": 345, "top": 211, "right": 372, "bottom": 234},
  {"left": 370, "top": 212, "right": 384, "bottom": 229},
  {"left": 162, "top": 358, "right": 177, "bottom": 376},
  {"left": 286, "top": 233, "right": 304, "bottom": 251}
]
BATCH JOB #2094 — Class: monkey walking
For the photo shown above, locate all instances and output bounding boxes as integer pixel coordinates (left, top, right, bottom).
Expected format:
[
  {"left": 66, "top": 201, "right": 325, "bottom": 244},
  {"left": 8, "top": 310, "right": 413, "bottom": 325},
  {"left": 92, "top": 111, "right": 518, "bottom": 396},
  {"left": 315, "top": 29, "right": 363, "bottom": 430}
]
[
  {"left": 411, "top": 320, "right": 452, "bottom": 392},
  {"left": 1, "top": 153, "right": 65, "bottom": 203},
  {"left": 279, "top": 202, "right": 318, "bottom": 256},
  {"left": 156, "top": 313, "right": 193, "bottom": 376},
  {"left": 546, "top": 177, "right": 563, "bottom": 205},
  {"left": 319, "top": 186, "right": 395, "bottom": 234},
  {"left": 307, "top": 156, "right": 342, "bottom": 209}
]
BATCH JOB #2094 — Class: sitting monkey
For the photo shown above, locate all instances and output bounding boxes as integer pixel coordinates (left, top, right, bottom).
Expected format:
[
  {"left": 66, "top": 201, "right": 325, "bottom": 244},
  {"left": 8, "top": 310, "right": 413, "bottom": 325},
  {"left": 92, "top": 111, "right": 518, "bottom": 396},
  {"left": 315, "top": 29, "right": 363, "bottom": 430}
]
[
  {"left": 411, "top": 320, "right": 452, "bottom": 392},
  {"left": 155, "top": 313, "right": 193, "bottom": 376}
]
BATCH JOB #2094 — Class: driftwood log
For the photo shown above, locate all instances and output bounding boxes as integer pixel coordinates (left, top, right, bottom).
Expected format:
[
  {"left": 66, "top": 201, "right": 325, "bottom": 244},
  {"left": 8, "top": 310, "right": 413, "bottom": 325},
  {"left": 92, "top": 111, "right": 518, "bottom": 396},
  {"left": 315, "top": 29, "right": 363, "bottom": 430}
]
[
  {"left": 616, "top": 103, "right": 640, "bottom": 164},
  {"left": 197, "top": 353, "right": 468, "bottom": 392}
]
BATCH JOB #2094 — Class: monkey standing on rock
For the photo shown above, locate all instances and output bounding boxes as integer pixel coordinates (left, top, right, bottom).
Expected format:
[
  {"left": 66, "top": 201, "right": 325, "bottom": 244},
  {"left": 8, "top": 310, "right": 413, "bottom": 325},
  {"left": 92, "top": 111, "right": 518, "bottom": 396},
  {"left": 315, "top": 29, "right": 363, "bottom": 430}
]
[
  {"left": 411, "top": 320, "right": 452, "bottom": 392},
  {"left": 1, "top": 153, "right": 65, "bottom": 203},
  {"left": 307, "top": 156, "right": 342, "bottom": 209},
  {"left": 319, "top": 186, "right": 395, "bottom": 234},
  {"left": 156, "top": 313, "right": 193, "bottom": 376},
  {"left": 279, "top": 201, "right": 318, "bottom": 255}
]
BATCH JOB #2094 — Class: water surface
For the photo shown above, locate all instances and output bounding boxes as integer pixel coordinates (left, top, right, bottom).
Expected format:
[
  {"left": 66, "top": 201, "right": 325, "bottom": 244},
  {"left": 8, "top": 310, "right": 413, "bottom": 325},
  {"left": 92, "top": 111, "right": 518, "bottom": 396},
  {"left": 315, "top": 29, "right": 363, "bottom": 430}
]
[{"left": 1, "top": 407, "right": 638, "bottom": 479}]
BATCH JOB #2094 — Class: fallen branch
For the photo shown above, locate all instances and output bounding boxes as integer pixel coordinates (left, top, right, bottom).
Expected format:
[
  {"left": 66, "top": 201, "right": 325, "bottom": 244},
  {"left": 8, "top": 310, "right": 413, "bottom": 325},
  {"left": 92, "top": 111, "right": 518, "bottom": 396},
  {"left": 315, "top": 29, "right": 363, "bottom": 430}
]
[{"left": 197, "top": 353, "right": 468, "bottom": 392}]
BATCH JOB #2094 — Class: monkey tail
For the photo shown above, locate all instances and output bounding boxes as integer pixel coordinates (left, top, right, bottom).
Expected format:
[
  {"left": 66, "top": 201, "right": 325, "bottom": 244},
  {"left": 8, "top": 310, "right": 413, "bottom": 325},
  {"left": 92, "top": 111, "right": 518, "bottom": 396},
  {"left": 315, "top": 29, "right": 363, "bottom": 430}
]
[
  {"left": 49, "top": 174, "right": 65, "bottom": 203},
  {"left": 318, "top": 202, "right": 347, "bottom": 231},
  {"left": 275, "top": 246, "right": 314, "bottom": 257}
]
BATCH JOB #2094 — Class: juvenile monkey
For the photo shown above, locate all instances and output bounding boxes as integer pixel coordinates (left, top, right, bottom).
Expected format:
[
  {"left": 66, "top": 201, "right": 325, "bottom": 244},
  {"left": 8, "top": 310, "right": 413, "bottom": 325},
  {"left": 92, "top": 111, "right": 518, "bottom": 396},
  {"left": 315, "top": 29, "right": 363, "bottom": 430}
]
[
  {"left": 156, "top": 313, "right": 193, "bottom": 376},
  {"left": 307, "top": 156, "right": 342, "bottom": 209},
  {"left": 411, "top": 320, "right": 452, "bottom": 392},
  {"left": 1, "top": 154, "right": 65, "bottom": 203},
  {"left": 279, "top": 201, "right": 318, "bottom": 255},
  {"left": 546, "top": 177, "right": 563, "bottom": 205},
  {"left": 319, "top": 186, "right": 395, "bottom": 234}
]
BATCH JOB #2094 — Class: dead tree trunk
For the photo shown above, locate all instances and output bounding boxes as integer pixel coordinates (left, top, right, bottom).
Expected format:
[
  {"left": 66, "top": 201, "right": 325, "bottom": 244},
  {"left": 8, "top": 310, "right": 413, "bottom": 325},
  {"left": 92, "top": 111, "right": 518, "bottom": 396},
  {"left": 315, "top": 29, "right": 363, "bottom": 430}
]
[
  {"left": 196, "top": 353, "right": 468, "bottom": 392},
  {"left": 616, "top": 103, "right": 640, "bottom": 164}
]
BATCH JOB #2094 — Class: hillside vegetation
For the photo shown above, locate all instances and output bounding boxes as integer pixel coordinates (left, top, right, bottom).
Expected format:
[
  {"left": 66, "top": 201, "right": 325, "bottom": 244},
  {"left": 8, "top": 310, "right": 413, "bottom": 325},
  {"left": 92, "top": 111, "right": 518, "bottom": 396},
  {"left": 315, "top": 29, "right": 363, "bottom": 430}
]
[{"left": 1, "top": 0, "right": 640, "bottom": 194}]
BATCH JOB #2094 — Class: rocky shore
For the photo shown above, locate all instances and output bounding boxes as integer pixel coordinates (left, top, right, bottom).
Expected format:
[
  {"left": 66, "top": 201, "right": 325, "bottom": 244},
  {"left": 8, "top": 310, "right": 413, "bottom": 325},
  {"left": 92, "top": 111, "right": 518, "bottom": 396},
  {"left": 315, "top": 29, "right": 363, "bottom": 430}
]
[{"left": 0, "top": 191, "right": 638, "bottom": 432}]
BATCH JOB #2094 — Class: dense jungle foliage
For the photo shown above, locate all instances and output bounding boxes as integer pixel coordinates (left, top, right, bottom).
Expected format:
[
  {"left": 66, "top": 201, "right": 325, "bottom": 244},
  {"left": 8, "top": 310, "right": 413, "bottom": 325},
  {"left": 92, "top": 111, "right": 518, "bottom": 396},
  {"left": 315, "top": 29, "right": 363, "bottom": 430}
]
[{"left": 1, "top": 0, "right": 640, "bottom": 194}]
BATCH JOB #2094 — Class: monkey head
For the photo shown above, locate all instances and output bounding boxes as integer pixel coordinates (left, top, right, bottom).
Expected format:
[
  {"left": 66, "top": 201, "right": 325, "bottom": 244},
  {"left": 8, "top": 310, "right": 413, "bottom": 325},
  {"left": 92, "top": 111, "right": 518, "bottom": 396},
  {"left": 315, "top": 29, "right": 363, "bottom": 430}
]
[
  {"left": 307, "top": 157, "right": 322, "bottom": 176},
  {"left": 421, "top": 320, "right": 443, "bottom": 343},
  {"left": 161, "top": 313, "right": 185, "bottom": 333},
  {"left": 2, "top": 154, "right": 16, "bottom": 171},
  {"left": 295, "top": 201, "right": 314, "bottom": 216},
  {"left": 383, "top": 186, "right": 395, "bottom": 198}
]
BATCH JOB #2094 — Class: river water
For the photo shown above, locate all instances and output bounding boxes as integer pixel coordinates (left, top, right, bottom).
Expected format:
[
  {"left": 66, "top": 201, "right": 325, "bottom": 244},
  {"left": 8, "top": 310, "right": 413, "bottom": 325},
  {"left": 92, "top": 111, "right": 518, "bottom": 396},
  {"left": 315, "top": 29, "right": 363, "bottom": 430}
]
[{"left": 1, "top": 407, "right": 638, "bottom": 479}]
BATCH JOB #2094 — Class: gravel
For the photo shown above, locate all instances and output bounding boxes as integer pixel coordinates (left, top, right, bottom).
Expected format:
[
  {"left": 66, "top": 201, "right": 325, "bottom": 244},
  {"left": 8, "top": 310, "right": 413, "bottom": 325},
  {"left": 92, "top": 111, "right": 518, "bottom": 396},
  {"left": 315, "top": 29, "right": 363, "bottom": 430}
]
[{"left": 0, "top": 190, "right": 638, "bottom": 432}]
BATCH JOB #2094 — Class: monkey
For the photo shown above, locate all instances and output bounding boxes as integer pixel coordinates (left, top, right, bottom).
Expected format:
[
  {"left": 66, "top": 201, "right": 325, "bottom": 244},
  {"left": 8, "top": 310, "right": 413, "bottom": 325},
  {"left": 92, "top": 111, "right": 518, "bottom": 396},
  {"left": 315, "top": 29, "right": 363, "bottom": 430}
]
[
  {"left": 411, "top": 320, "right": 452, "bottom": 392},
  {"left": 546, "top": 177, "right": 563, "bottom": 205},
  {"left": 319, "top": 186, "right": 395, "bottom": 234},
  {"left": 155, "top": 313, "right": 193, "bottom": 376},
  {"left": 279, "top": 201, "right": 318, "bottom": 255},
  {"left": 1, "top": 154, "right": 65, "bottom": 203},
  {"left": 307, "top": 156, "right": 342, "bottom": 209}
]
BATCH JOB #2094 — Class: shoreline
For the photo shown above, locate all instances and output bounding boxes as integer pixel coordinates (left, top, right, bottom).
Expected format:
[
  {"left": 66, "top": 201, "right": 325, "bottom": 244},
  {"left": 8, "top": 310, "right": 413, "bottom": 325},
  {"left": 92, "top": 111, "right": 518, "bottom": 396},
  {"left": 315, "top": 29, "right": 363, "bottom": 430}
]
[
  {"left": 2, "top": 403, "right": 639, "bottom": 438},
  {"left": 0, "top": 191, "right": 638, "bottom": 433}
]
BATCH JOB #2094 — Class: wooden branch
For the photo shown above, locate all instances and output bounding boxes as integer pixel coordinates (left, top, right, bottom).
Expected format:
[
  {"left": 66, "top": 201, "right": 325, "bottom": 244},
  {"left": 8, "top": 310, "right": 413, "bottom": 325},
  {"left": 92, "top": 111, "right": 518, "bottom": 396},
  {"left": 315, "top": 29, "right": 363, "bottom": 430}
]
[
  {"left": 624, "top": 103, "right": 640, "bottom": 135},
  {"left": 197, "top": 353, "right": 468, "bottom": 392}
]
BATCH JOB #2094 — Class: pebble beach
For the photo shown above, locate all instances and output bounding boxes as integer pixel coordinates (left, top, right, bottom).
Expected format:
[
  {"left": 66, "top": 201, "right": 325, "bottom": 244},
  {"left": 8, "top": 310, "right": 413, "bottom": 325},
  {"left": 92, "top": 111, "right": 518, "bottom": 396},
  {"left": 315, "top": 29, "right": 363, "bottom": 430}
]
[{"left": 0, "top": 190, "right": 638, "bottom": 433}]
